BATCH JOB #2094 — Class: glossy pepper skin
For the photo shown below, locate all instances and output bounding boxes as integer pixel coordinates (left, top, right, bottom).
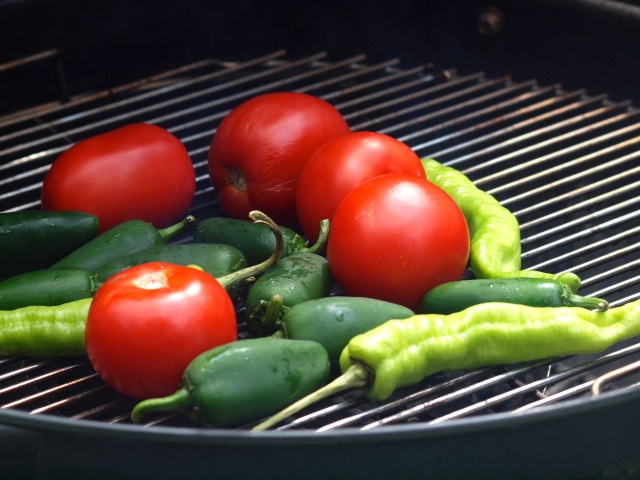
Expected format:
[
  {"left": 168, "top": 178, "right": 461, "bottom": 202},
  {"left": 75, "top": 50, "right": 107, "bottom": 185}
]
[
  {"left": 51, "top": 215, "right": 194, "bottom": 272},
  {"left": 342, "top": 299, "right": 640, "bottom": 400},
  {"left": 131, "top": 338, "right": 331, "bottom": 428},
  {"left": 421, "top": 278, "right": 609, "bottom": 314},
  {"left": 94, "top": 243, "right": 247, "bottom": 283},
  {"left": 0, "top": 210, "right": 99, "bottom": 280},
  {"left": 0, "top": 298, "right": 91, "bottom": 356},
  {"left": 245, "top": 253, "right": 333, "bottom": 335},
  {"left": 193, "top": 216, "right": 311, "bottom": 266},
  {"left": 421, "top": 158, "right": 581, "bottom": 292},
  {"left": 0, "top": 267, "right": 99, "bottom": 310},
  {"left": 275, "top": 296, "right": 415, "bottom": 364},
  {"left": 254, "top": 296, "right": 639, "bottom": 430}
]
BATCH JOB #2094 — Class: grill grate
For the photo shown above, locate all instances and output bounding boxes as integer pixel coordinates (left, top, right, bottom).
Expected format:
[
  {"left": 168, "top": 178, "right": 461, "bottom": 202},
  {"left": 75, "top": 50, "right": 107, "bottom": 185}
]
[{"left": 1, "top": 51, "right": 639, "bottom": 431}]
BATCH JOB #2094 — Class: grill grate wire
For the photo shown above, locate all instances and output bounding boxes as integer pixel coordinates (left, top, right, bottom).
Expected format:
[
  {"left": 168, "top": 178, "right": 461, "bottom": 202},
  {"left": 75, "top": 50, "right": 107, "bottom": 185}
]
[{"left": 1, "top": 51, "right": 639, "bottom": 431}]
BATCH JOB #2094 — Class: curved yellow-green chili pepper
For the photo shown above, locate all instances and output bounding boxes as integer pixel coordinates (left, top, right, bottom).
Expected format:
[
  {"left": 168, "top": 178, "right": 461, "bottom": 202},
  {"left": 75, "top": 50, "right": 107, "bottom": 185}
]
[
  {"left": 0, "top": 298, "right": 92, "bottom": 357},
  {"left": 253, "top": 297, "right": 639, "bottom": 430},
  {"left": 341, "top": 300, "right": 640, "bottom": 400},
  {"left": 421, "top": 158, "right": 581, "bottom": 292}
]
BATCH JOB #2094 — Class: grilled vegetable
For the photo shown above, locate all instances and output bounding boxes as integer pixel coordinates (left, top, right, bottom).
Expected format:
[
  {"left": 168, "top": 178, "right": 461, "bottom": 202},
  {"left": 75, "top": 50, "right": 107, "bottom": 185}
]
[
  {"left": 253, "top": 296, "right": 638, "bottom": 431},
  {"left": 296, "top": 131, "right": 426, "bottom": 244},
  {"left": 85, "top": 211, "right": 285, "bottom": 400},
  {"left": 0, "top": 210, "right": 99, "bottom": 280},
  {"left": 421, "top": 278, "right": 609, "bottom": 314},
  {"left": 267, "top": 295, "right": 414, "bottom": 364},
  {"left": 245, "top": 252, "right": 332, "bottom": 335},
  {"left": 131, "top": 338, "right": 331, "bottom": 428},
  {"left": 0, "top": 243, "right": 247, "bottom": 311},
  {"left": 326, "top": 173, "right": 470, "bottom": 310},
  {"left": 86, "top": 262, "right": 239, "bottom": 400},
  {"left": 193, "top": 217, "right": 329, "bottom": 265},
  {"left": 421, "top": 158, "right": 581, "bottom": 292},
  {"left": 51, "top": 215, "right": 194, "bottom": 272},
  {"left": 0, "top": 267, "right": 99, "bottom": 310},
  {"left": 41, "top": 123, "right": 196, "bottom": 233},
  {"left": 94, "top": 243, "right": 247, "bottom": 283},
  {"left": 207, "top": 92, "right": 350, "bottom": 226},
  {"left": 0, "top": 298, "right": 92, "bottom": 357}
]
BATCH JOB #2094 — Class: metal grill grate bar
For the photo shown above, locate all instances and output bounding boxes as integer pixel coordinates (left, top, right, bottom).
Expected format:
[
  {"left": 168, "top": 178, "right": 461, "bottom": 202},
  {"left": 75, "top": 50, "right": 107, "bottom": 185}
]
[{"left": 0, "top": 51, "right": 639, "bottom": 431}]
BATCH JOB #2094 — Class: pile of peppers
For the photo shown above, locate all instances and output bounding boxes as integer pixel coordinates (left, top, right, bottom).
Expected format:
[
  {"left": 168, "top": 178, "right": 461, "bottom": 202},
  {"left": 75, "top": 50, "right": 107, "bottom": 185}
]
[{"left": 2, "top": 157, "right": 633, "bottom": 432}]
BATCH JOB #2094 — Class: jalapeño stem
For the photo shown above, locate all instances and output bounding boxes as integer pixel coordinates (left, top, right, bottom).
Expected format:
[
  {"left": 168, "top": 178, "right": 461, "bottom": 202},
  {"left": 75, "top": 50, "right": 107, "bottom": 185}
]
[
  {"left": 216, "top": 211, "right": 284, "bottom": 290},
  {"left": 251, "top": 362, "right": 371, "bottom": 431}
]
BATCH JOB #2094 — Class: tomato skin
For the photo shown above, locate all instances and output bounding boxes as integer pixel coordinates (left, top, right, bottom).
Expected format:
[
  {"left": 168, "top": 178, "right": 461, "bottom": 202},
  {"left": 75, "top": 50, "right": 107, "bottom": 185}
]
[
  {"left": 85, "top": 262, "right": 237, "bottom": 399},
  {"left": 208, "top": 92, "right": 350, "bottom": 225},
  {"left": 327, "top": 174, "right": 470, "bottom": 310},
  {"left": 296, "top": 131, "right": 426, "bottom": 243},
  {"left": 41, "top": 123, "right": 196, "bottom": 233}
]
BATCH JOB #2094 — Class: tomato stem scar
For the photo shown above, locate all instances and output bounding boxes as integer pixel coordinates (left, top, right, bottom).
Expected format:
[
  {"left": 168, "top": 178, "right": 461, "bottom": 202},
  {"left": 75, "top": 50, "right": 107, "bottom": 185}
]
[{"left": 227, "top": 167, "right": 247, "bottom": 192}]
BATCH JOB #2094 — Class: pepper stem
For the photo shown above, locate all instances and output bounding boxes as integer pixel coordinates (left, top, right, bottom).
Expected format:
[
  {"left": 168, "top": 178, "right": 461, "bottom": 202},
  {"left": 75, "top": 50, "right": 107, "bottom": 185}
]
[
  {"left": 216, "top": 211, "right": 284, "bottom": 290},
  {"left": 306, "top": 219, "right": 330, "bottom": 254},
  {"left": 567, "top": 290, "right": 610, "bottom": 312},
  {"left": 250, "top": 294, "right": 287, "bottom": 335},
  {"left": 131, "top": 388, "right": 190, "bottom": 423},
  {"left": 251, "top": 362, "right": 371, "bottom": 431},
  {"left": 158, "top": 215, "right": 196, "bottom": 241}
]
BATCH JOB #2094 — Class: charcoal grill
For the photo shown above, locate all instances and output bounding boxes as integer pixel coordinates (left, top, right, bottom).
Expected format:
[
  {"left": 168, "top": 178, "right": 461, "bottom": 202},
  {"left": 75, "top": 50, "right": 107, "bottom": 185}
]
[{"left": 1, "top": 1, "right": 640, "bottom": 479}]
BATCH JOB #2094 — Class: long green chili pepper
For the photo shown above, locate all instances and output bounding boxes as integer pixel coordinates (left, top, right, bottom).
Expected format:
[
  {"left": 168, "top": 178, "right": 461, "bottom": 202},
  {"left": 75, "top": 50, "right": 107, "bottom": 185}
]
[
  {"left": 0, "top": 298, "right": 92, "bottom": 356},
  {"left": 421, "top": 158, "right": 581, "bottom": 292},
  {"left": 193, "top": 217, "right": 329, "bottom": 265},
  {"left": 245, "top": 252, "right": 333, "bottom": 335},
  {"left": 421, "top": 278, "right": 609, "bottom": 314},
  {"left": 51, "top": 215, "right": 195, "bottom": 272},
  {"left": 0, "top": 267, "right": 99, "bottom": 310},
  {"left": 0, "top": 210, "right": 99, "bottom": 280},
  {"left": 131, "top": 337, "right": 330, "bottom": 428},
  {"left": 93, "top": 243, "right": 248, "bottom": 283},
  {"left": 253, "top": 296, "right": 638, "bottom": 431}
]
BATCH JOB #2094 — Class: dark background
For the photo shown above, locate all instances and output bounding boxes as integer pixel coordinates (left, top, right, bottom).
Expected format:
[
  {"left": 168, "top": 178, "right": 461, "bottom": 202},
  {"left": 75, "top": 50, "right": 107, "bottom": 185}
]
[{"left": 1, "top": 0, "right": 639, "bottom": 114}]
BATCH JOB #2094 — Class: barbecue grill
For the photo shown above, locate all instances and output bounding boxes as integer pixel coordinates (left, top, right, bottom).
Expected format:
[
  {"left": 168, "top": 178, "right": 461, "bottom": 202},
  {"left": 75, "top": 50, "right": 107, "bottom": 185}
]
[{"left": 1, "top": 0, "right": 640, "bottom": 478}]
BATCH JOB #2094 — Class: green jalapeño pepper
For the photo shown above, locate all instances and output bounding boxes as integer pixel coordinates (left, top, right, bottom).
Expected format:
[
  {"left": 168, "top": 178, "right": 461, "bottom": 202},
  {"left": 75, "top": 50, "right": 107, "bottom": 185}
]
[
  {"left": 266, "top": 295, "right": 415, "bottom": 364},
  {"left": 94, "top": 243, "right": 248, "bottom": 283},
  {"left": 245, "top": 253, "right": 333, "bottom": 335},
  {"left": 421, "top": 278, "right": 609, "bottom": 314},
  {"left": 131, "top": 337, "right": 331, "bottom": 428},
  {"left": 253, "top": 295, "right": 640, "bottom": 431},
  {"left": 194, "top": 217, "right": 329, "bottom": 265},
  {"left": 0, "top": 211, "right": 284, "bottom": 358},
  {"left": 51, "top": 215, "right": 195, "bottom": 272},
  {"left": 0, "top": 210, "right": 99, "bottom": 280},
  {"left": 421, "top": 158, "right": 581, "bottom": 292},
  {"left": 0, "top": 298, "right": 92, "bottom": 356},
  {"left": 0, "top": 267, "right": 99, "bottom": 310},
  {"left": 0, "top": 243, "right": 249, "bottom": 311}
]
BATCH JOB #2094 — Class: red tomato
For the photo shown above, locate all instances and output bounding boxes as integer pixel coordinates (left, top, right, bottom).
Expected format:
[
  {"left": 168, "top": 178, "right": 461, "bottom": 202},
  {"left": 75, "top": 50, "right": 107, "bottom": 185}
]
[
  {"left": 85, "top": 262, "right": 237, "bottom": 399},
  {"left": 296, "top": 131, "right": 426, "bottom": 243},
  {"left": 327, "top": 174, "right": 470, "bottom": 310},
  {"left": 41, "top": 123, "right": 196, "bottom": 233},
  {"left": 208, "top": 92, "right": 350, "bottom": 225}
]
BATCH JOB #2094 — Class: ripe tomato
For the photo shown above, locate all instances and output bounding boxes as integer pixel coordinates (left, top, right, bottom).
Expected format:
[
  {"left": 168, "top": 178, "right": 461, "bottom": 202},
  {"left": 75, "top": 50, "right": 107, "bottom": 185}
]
[
  {"left": 327, "top": 174, "right": 470, "bottom": 310},
  {"left": 296, "top": 131, "right": 426, "bottom": 243},
  {"left": 208, "top": 92, "right": 350, "bottom": 226},
  {"left": 41, "top": 123, "right": 196, "bottom": 233},
  {"left": 85, "top": 262, "right": 237, "bottom": 399}
]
